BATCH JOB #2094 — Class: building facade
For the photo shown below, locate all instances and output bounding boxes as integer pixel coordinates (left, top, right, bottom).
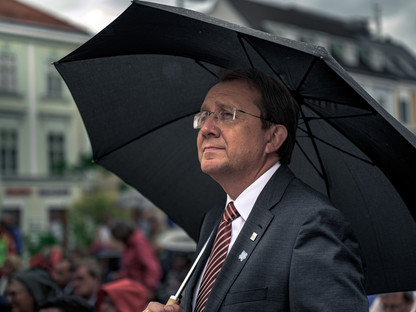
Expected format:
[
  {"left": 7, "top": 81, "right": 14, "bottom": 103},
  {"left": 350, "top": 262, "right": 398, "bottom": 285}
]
[
  {"left": 0, "top": 0, "right": 91, "bottom": 250},
  {"left": 207, "top": 0, "right": 416, "bottom": 134}
]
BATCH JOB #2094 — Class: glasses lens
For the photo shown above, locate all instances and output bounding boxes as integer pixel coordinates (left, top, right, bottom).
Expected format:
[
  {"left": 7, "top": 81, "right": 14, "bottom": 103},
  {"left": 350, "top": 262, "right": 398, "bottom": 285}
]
[{"left": 193, "top": 112, "right": 205, "bottom": 129}]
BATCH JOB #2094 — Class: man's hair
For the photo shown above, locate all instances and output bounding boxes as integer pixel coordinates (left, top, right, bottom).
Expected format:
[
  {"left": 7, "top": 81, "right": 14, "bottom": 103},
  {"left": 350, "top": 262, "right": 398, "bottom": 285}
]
[
  {"left": 219, "top": 68, "right": 299, "bottom": 164},
  {"left": 109, "top": 218, "right": 136, "bottom": 242},
  {"left": 403, "top": 291, "right": 414, "bottom": 303}
]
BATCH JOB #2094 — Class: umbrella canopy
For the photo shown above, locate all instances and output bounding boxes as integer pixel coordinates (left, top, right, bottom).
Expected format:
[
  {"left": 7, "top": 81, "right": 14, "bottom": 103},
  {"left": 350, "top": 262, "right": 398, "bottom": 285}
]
[{"left": 54, "top": 1, "right": 416, "bottom": 294}]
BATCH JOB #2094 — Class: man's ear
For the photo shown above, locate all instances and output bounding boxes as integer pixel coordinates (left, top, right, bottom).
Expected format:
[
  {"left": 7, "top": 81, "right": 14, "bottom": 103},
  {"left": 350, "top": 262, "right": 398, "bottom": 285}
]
[{"left": 265, "top": 124, "right": 288, "bottom": 154}]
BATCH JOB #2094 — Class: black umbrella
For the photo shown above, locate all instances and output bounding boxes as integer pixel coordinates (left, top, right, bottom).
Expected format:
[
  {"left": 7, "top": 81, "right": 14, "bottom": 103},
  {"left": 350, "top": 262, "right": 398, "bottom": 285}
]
[{"left": 54, "top": 1, "right": 416, "bottom": 294}]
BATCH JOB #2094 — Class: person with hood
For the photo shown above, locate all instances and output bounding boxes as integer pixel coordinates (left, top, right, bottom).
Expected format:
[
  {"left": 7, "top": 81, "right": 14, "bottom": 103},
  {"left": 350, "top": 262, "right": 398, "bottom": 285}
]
[
  {"left": 6, "top": 267, "right": 57, "bottom": 312},
  {"left": 96, "top": 278, "right": 148, "bottom": 312}
]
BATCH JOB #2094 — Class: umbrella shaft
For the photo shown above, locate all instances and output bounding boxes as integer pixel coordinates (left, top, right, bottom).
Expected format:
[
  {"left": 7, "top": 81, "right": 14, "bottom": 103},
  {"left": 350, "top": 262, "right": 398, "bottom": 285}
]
[{"left": 170, "top": 232, "right": 213, "bottom": 303}]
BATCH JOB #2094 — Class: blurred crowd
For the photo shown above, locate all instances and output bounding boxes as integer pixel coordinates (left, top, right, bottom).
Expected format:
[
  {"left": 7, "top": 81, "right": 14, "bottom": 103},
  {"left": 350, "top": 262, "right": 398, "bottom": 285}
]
[
  {"left": 0, "top": 209, "right": 414, "bottom": 312},
  {"left": 0, "top": 209, "right": 193, "bottom": 312}
]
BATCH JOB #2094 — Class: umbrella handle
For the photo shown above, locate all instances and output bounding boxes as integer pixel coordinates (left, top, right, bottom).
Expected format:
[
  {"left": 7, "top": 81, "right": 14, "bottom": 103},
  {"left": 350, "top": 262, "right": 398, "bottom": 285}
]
[
  {"left": 166, "top": 231, "right": 213, "bottom": 306},
  {"left": 166, "top": 297, "right": 180, "bottom": 305}
]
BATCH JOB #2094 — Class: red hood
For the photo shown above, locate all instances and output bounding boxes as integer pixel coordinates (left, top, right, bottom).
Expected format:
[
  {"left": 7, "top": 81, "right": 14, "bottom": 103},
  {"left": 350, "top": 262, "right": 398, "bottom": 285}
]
[{"left": 96, "top": 278, "right": 148, "bottom": 311}]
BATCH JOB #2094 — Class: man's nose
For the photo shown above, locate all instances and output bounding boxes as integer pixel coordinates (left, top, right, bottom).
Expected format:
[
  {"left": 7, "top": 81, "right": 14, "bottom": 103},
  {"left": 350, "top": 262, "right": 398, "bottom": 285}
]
[{"left": 200, "top": 113, "right": 219, "bottom": 135}]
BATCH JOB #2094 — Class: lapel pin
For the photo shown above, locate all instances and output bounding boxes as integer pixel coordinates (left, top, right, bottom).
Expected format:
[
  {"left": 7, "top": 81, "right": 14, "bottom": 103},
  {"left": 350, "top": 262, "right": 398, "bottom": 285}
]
[
  {"left": 250, "top": 232, "right": 258, "bottom": 241},
  {"left": 238, "top": 250, "right": 248, "bottom": 262}
]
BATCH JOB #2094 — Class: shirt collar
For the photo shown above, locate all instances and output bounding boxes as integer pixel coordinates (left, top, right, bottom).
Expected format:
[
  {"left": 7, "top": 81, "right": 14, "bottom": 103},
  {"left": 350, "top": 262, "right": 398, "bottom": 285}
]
[{"left": 226, "top": 162, "right": 280, "bottom": 221}]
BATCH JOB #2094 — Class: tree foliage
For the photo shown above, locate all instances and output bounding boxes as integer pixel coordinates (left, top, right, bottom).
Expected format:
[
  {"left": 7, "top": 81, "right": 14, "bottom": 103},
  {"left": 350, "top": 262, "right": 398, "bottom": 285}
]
[{"left": 68, "top": 190, "right": 128, "bottom": 250}]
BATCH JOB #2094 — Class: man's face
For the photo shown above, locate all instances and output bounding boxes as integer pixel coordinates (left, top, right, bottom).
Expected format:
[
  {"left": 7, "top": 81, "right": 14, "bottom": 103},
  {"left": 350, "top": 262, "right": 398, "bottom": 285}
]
[
  {"left": 52, "top": 260, "right": 72, "bottom": 288},
  {"left": 6, "top": 279, "right": 35, "bottom": 312},
  {"left": 197, "top": 79, "right": 275, "bottom": 189},
  {"left": 380, "top": 292, "right": 413, "bottom": 312},
  {"left": 71, "top": 265, "right": 99, "bottom": 300}
]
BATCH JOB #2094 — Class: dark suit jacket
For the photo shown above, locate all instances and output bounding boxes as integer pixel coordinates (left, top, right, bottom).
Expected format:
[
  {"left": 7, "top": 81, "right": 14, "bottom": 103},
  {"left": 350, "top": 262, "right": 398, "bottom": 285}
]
[{"left": 182, "top": 165, "right": 368, "bottom": 311}]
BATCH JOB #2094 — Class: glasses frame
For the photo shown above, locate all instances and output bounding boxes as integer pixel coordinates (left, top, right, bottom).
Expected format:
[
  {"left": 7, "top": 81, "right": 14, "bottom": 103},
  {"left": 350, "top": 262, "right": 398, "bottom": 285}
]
[{"left": 193, "top": 106, "right": 271, "bottom": 129}]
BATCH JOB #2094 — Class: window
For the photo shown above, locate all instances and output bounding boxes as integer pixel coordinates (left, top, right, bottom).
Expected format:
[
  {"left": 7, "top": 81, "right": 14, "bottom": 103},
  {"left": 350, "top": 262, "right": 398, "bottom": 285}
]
[
  {"left": 399, "top": 99, "right": 410, "bottom": 124},
  {"left": 48, "top": 133, "right": 66, "bottom": 174},
  {"left": 359, "top": 47, "right": 370, "bottom": 67},
  {"left": 0, "top": 129, "right": 18, "bottom": 176},
  {"left": 330, "top": 41, "right": 343, "bottom": 61},
  {"left": 343, "top": 42, "right": 358, "bottom": 66},
  {"left": 45, "top": 61, "right": 62, "bottom": 98},
  {"left": 0, "top": 51, "right": 18, "bottom": 94},
  {"left": 49, "top": 208, "right": 67, "bottom": 246}
]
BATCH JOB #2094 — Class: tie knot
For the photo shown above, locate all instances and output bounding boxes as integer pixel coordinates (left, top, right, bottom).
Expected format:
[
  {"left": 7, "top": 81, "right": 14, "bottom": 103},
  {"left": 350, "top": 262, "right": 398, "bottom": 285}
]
[{"left": 223, "top": 202, "right": 239, "bottom": 223}]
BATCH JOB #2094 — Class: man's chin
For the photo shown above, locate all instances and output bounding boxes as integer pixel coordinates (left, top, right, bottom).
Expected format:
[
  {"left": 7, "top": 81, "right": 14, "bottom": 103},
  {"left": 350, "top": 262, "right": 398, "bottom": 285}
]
[{"left": 200, "top": 162, "right": 223, "bottom": 176}]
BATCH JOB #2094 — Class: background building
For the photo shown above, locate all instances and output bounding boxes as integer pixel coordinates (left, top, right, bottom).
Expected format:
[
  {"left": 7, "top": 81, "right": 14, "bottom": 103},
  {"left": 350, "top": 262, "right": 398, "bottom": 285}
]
[{"left": 0, "top": 0, "right": 90, "bottom": 251}]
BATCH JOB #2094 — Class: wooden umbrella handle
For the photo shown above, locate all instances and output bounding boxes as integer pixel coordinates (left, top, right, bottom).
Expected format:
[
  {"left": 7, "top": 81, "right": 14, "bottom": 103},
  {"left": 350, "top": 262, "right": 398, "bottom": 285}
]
[{"left": 166, "top": 297, "right": 180, "bottom": 305}]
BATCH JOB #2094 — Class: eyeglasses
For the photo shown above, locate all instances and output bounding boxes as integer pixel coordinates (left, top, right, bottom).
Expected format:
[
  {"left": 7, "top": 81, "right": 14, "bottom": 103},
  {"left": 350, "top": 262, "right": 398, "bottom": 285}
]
[{"left": 193, "top": 106, "right": 270, "bottom": 129}]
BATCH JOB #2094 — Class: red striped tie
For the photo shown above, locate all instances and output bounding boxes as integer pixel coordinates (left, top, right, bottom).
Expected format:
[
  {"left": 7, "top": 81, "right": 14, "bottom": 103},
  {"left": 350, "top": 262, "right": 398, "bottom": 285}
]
[{"left": 195, "top": 202, "right": 240, "bottom": 312}]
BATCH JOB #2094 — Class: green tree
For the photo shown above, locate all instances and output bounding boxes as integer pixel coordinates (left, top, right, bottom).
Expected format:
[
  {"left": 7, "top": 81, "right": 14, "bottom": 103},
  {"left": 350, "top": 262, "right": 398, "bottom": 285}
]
[{"left": 68, "top": 190, "right": 128, "bottom": 250}]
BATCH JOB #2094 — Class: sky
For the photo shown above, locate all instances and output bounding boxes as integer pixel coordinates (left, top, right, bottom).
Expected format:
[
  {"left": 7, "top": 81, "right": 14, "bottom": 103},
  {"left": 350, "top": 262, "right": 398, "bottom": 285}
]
[{"left": 19, "top": 0, "right": 416, "bottom": 56}]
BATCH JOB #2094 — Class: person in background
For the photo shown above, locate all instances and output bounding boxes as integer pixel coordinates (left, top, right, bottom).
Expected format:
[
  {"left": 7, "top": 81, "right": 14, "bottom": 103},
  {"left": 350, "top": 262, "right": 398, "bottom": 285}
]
[
  {"left": 370, "top": 291, "right": 416, "bottom": 312},
  {"left": 0, "top": 222, "right": 15, "bottom": 268},
  {"left": 71, "top": 257, "right": 102, "bottom": 307},
  {"left": 52, "top": 258, "right": 74, "bottom": 296},
  {"left": 96, "top": 278, "right": 149, "bottom": 312},
  {"left": 1, "top": 214, "right": 23, "bottom": 255},
  {"left": 110, "top": 219, "right": 162, "bottom": 298},
  {"left": 6, "top": 267, "right": 57, "bottom": 312},
  {"left": 39, "top": 295, "right": 93, "bottom": 312},
  {"left": 0, "top": 254, "right": 22, "bottom": 311}
]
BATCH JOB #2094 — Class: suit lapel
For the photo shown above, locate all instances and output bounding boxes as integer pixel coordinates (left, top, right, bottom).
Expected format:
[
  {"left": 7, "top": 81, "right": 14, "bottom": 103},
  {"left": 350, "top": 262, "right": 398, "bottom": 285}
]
[
  {"left": 204, "top": 165, "right": 295, "bottom": 312},
  {"left": 186, "top": 166, "right": 295, "bottom": 312},
  {"left": 204, "top": 208, "right": 274, "bottom": 312}
]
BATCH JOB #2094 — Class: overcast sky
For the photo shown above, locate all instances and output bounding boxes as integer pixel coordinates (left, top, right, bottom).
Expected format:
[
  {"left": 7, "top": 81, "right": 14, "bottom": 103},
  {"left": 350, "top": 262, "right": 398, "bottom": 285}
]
[{"left": 19, "top": 0, "right": 416, "bottom": 56}]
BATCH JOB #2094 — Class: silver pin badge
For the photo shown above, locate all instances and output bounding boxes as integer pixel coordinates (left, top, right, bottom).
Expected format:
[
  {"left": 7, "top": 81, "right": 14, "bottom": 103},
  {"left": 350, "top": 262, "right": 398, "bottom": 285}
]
[{"left": 250, "top": 232, "right": 258, "bottom": 241}]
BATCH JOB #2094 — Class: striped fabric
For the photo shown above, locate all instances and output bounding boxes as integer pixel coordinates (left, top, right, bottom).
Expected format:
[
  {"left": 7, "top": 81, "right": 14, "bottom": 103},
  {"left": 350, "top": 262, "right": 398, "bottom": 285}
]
[{"left": 195, "top": 202, "right": 240, "bottom": 312}]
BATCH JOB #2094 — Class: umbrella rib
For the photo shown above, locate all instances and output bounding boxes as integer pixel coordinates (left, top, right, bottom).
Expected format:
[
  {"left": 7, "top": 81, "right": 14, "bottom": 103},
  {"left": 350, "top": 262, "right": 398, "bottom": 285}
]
[
  {"left": 238, "top": 34, "right": 255, "bottom": 68},
  {"left": 295, "top": 57, "right": 318, "bottom": 93},
  {"left": 195, "top": 60, "right": 220, "bottom": 78},
  {"left": 300, "top": 112, "right": 375, "bottom": 121},
  {"left": 238, "top": 34, "right": 287, "bottom": 82},
  {"left": 93, "top": 112, "right": 198, "bottom": 163},
  {"left": 294, "top": 140, "right": 325, "bottom": 179},
  {"left": 299, "top": 105, "right": 331, "bottom": 197},
  {"left": 237, "top": 34, "right": 322, "bottom": 106},
  {"left": 297, "top": 127, "right": 374, "bottom": 165}
]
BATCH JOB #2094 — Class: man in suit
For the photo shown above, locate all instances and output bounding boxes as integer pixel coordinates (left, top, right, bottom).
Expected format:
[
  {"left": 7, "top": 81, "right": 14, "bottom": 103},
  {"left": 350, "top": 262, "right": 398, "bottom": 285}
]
[{"left": 145, "top": 68, "right": 368, "bottom": 311}]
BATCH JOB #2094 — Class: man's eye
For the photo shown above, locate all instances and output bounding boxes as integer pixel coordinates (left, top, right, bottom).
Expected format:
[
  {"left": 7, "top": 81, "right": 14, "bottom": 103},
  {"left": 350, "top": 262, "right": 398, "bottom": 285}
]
[
  {"left": 219, "top": 110, "right": 234, "bottom": 120},
  {"left": 200, "top": 112, "right": 209, "bottom": 121}
]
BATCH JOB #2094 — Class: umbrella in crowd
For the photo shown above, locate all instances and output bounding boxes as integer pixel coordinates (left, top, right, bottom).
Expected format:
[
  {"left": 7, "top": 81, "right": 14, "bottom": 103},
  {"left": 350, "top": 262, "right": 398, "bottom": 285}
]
[{"left": 54, "top": 0, "right": 416, "bottom": 295}]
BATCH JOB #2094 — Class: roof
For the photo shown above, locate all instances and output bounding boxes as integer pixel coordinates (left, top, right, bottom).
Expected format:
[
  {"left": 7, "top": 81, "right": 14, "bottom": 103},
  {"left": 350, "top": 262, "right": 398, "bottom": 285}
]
[
  {"left": 0, "top": 0, "right": 89, "bottom": 34},
  {"left": 228, "top": 0, "right": 416, "bottom": 81}
]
